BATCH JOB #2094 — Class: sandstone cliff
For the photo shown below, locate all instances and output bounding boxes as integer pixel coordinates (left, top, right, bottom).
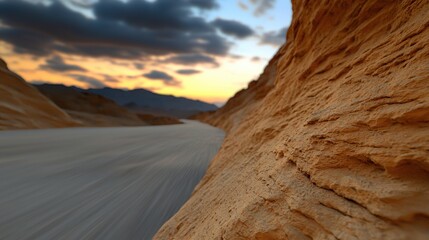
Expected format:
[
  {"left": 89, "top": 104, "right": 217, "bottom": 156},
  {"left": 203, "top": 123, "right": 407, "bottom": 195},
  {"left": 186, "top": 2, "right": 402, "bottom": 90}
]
[
  {"left": 156, "top": 0, "right": 429, "bottom": 239},
  {"left": 0, "top": 59, "right": 78, "bottom": 130}
]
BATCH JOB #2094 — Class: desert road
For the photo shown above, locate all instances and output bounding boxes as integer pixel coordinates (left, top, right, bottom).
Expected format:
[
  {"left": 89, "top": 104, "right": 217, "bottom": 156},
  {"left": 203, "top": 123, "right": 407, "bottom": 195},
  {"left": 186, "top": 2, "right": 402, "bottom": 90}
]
[{"left": 0, "top": 120, "right": 224, "bottom": 240}]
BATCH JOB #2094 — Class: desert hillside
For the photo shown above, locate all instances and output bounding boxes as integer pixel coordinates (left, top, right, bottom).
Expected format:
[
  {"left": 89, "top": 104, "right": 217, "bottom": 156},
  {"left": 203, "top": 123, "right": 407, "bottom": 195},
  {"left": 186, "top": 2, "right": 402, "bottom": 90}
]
[
  {"left": 87, "top": 87, "right": 218, "bottom": 118},
  {"left": 156, "top": 0, "right": 429, "bottom": 239},
  {"left": 35, "top": 84, "right": 183, "bottom": 127},
  {"left": 35, "top": 84, "right": 149, "bottom": 127},
  {"left": 0, "top": 59, "right": 78, "bottom": 130}
]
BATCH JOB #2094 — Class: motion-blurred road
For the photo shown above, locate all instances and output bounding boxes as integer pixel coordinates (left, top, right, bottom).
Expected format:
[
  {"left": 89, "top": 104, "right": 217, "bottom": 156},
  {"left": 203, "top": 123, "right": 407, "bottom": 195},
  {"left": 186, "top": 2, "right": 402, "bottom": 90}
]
[{"left": 0, "top": 120, "right": 224, "bottom": 240}]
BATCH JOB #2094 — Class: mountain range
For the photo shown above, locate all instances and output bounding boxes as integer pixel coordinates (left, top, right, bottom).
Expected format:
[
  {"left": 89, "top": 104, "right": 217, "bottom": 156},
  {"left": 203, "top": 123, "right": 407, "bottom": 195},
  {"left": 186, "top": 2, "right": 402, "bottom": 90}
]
[{"left": 85, "top": 87, "right": 218, "bottom": 118}]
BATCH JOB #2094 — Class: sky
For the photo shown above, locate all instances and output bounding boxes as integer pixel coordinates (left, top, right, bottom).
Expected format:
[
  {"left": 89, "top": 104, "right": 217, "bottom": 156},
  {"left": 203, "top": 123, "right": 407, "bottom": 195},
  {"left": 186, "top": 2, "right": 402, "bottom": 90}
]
[{"left": 0, "top": 0, "right": 292, "bottom": 105}]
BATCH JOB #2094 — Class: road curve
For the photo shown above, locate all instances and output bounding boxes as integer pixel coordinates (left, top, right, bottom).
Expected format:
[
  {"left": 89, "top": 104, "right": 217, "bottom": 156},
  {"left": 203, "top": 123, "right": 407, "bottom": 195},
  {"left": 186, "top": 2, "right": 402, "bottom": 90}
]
[{"left": 0, "top": 120, "right": 224, "bottom": 240}]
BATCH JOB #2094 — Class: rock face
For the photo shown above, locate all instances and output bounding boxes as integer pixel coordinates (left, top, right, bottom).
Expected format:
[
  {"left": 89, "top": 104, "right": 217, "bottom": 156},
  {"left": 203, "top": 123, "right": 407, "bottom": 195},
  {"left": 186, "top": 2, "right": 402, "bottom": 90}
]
[
  {"left": 0, "top": 60, "right": 77, "bottom": 130},
  {"left": 155, "top": 0, "right": 429, "bottom": 239}
]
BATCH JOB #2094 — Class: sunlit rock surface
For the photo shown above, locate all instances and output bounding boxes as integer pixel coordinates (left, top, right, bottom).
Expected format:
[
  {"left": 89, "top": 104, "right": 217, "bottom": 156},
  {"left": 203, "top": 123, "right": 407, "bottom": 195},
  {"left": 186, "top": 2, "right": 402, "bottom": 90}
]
[
  {"left": 156, "top": 0, "right": 429, "bottom": 239},
  {"left": 0, "top": 59, "right": 78, "bottom": 130}
]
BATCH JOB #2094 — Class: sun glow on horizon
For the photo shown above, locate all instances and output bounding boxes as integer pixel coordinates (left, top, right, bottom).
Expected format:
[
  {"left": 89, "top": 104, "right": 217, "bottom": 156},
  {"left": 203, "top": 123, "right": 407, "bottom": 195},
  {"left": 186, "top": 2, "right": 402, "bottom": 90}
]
[
  {"left": 0, "top": 0, "right": 292, "bottom": 105},
  {"left": 2, "top": 44, "right": 270, "bottom": 105}
]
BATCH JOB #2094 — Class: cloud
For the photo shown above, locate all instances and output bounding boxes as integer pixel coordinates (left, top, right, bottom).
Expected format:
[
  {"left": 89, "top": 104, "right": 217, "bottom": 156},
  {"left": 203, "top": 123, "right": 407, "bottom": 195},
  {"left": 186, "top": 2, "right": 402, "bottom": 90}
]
[
  {"left": 165, "top": 54, "right": 219, "bottom": 67},
  {"left": 68, "top": 0, "right": 97, "bottom": 8},
  {"left": 144, "top": 70, "right": 174, "bottom": 81},
  {"left": 103, "top": 75, "right": 120, "bottom": 83},
  {"left": 143, "top": 70, "right": 181, "bottom": 87},
  {"left": 0, "top": 1, "right": 230, "bottom": 59},
  {"left": 251, "top": 56, "right": 261, "bottom": 62},
  {"left": 230, "top": 54, "right": 243, "bottom": 59},
  {"left": 68, "top": 74, "right": 106, "bottom": 88},
  {"left": 40, "top": 55, "right": 86, "bottom": 72},
  {"left": 176, "top": 69, "right": 201, "bottom": 75},
  {"left": 260, "top": 27, "right": 287, "bottom": 46},
  {"left": 93, "top": 0, "right": 214, "bottom": 32},
  {"left": 0, "top": 28, "right": 55, "bottom": 56},
  {"left": 189, "top": 0, "right": 219, "bottom": 10},
  {"left": 249, "top": 0, "right": 276, "bottom": 16},
  {"left": 212, "top": 18, "right": 254, "bottom": 39},
  {"left": 238, "top": 1, "right": 248, "bottom": 10},
  {"left": 134, "top": 63, "right": 144, "bottom": 70}
]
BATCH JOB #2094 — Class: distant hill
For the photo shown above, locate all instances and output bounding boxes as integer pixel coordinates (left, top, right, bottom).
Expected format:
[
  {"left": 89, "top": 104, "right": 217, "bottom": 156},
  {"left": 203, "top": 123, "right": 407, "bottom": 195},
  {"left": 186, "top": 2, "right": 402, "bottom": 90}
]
[
  {"left": 36, "top": 84, "right": 136, "bottom": 118},
  {"left": 85, "top": 87, "right": 218, "bottom": 118},
  {"left": 34, "top": 84, "right": 182, "bottom": 127},
  {"left": 34, "top": 84, "right": 147, "bottom": 127}
]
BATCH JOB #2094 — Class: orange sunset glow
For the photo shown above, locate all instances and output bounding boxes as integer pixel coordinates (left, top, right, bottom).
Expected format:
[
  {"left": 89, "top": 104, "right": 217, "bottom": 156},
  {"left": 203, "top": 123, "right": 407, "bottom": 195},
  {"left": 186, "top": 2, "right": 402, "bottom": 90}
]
[{"left": 0, "top": 0, "right": 291, "bottom": 105}]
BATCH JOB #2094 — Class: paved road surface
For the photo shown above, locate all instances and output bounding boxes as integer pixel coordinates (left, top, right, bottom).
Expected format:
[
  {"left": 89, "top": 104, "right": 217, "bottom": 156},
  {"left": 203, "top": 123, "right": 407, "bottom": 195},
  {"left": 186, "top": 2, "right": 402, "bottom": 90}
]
[{"left": 0, "top": 120, "right": 224, "bottom": 240}]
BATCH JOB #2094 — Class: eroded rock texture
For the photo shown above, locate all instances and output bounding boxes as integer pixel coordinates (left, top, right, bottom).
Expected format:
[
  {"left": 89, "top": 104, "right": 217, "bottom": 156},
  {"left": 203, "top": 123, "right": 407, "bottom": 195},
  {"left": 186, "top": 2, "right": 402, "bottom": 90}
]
[
  {"left": 0, "top": 59, "right": 78, "bottom": 130},
  {"left": 156, "top": 0, "right": 429, "bottom": 239}
]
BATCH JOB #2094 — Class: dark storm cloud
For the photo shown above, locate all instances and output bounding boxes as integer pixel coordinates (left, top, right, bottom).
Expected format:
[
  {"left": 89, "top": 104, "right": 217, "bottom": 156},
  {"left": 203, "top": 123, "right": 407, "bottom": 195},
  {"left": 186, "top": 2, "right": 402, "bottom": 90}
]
[
  {"left": 0, "top": 28, "right": 54, "bottom": 56},
  {"left": 143, "top": 70, "right": 181, "bottom": 87},
  {"left": 68, "top": 74, "right": 106, "bottom": 88},
  {"left": 176, "top": 69, "right": 201, "bottom": 75},
  {"left": 189, "top": 0, "right": 219, "bottom": 9},
  {"left": 212, "top": 18, "right": 254, "bottom": 39},
  {"left": 165, "top": 54, "right": 219, "bottom": 67},
  {"left": 249, "top": 0, "right": 276, "bottom": 16},
  {"left": 40, "top": 55, "right": 86, "bottom": 72},
  {"left": 0, "top": 0, "right": 229, "bottom": 59},
  {"left": 57, "top": 44, "right": 147, "bottom": 59},
  {"left": 0, "top": 27, "right": 153, "bottom": 59},
  {"left": 93, "top": 0, "right": 214, "bottom": 32},
  {"left": 260, "top": 27, "right": 287, "bottom": 46}
]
